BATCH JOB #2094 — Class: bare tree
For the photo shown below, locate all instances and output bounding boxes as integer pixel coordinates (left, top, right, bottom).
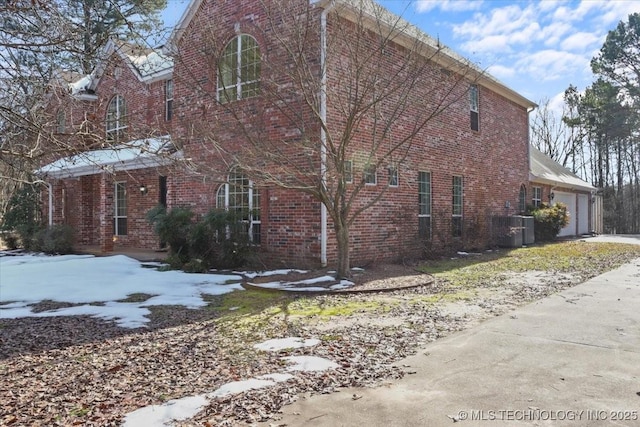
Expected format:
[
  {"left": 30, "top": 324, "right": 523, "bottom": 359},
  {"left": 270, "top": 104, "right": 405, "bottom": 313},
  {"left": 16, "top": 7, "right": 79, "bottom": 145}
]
[{"left": 0, "top": 0, "right": 167, "bottom": 223}]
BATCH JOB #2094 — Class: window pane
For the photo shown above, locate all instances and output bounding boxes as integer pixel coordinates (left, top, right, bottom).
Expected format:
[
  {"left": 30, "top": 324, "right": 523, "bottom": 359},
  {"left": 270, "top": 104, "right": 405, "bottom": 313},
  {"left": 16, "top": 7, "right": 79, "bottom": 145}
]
[
  {"left": 114, "top": 182, "right": 127, "bottom": 236},
  {"left": 469, "top": 85, "right": 478, "bottom": 112},
  {"left": 452, "top": 176, "right": 463, "bottom": 237},
  {"left": 218, "top": 35, "right": 260, "bottom": 102},
  {"left": 216, "top": 184, "right": 226, "bottom": 209},
  {"left": 389, "top": 167, "right": 398, "bottom": 186},
  {"left": 519, "top": 185, "right": 526, "bottom": 212},
  {"left": 418, "top": 172, "right": 431, "bottom": 239},
  {"left": 452, "top": 217, "right": 462, "bottom": 238},
  {"left": 344, "top": 161, "right": 353, "bottom": 183},
  {"left": 470, "top": 111, "right": 479, "bottom": 131},
  {"left": 452, "top": 176, "right": 463, "bottom": 215},
  {"left": 419, "top": 216, "right": 431, "bottom": 239},
  {"left": 364, "top": 164, "right": 376, "bottom": 184},
  {"left": 418, "top": 172, "right": 431, "bottom": 215}
]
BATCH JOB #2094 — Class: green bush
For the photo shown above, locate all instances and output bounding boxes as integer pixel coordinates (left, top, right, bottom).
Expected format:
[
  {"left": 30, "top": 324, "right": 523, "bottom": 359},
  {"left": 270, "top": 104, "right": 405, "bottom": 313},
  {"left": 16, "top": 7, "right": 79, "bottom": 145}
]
[
  {"left": 529, "top": 203, "right": 569, "bottom": 242},
  {"left": 147, "top": 205, "right": 253, "bottom": 271},
  {"left": 146, "top": 205, "right": 193, "bottom": 265},
  {"left": 35, "top": 224, "right": 75, "bottom": 254}
]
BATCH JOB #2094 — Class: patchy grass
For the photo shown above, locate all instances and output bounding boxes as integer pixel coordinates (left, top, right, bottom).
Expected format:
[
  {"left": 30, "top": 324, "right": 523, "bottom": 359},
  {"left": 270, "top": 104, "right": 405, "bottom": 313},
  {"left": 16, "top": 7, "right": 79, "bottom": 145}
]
[
  {"left": 286, "top": 297, "right": 393, "bottom": 317},
  {"left": 206, "top": 289, "right": 293, "bottom": 318},
  {"left": 418, "top": 241, "right": 640, "bottom": 289}
]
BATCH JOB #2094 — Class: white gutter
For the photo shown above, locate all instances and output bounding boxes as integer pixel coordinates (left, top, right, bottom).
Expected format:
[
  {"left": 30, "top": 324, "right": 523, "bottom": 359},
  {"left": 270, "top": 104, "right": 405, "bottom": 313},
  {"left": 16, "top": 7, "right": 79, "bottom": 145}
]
[{"left": 319, "top": 1, "right": 335, "bottom": 267}]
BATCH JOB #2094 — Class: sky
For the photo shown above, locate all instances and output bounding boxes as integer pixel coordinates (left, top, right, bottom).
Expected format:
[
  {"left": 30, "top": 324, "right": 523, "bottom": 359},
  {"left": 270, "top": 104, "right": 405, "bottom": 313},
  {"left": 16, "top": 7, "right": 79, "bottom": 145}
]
[{"left": 159, "top": 0, "right": 640, "bottom": 113}]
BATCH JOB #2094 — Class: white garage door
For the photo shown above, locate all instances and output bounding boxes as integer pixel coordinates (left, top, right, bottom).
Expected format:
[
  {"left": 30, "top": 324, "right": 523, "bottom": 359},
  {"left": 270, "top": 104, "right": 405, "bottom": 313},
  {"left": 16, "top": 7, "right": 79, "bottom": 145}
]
[
  {"left": 577, "top": 194, "right": 589, "bottom": 235},
  {"left": 554, "top": 191, "right": 576, "bottom": 237}
]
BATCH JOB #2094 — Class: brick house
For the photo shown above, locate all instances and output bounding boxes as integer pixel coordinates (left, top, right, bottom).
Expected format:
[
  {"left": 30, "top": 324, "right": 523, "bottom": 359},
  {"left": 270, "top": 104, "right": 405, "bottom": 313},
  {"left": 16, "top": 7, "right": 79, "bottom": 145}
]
[
  {"left": 40, "top": 0, "right": 537, "bottom": 268},
  {"left": 38, "top": 40, "right": 175, "bottom": 252}
]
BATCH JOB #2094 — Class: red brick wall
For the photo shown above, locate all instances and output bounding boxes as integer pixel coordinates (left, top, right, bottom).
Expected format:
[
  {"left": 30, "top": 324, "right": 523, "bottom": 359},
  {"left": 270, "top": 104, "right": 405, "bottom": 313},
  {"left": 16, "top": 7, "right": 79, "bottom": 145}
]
[
  {"left": 167, "top": 0, "right": 531, "bottom": 267},
  {"left": 43, "top": 0, "right": 531, "bottom": 268}
]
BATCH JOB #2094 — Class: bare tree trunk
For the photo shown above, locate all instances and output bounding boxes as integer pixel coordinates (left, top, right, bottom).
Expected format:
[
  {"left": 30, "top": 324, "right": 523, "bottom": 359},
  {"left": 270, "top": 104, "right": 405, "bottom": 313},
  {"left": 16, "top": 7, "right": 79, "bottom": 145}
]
[{"left": 335, "top": 220, "right": 350, "bottom": 279}]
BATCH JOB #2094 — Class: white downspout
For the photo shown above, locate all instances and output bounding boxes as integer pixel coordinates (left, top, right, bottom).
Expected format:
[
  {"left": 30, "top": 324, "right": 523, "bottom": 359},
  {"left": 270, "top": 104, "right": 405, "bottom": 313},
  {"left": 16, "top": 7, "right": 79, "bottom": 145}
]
[
  {"left": 319, "top": 1, "right": 335, "bottom": 267},
  {"left": 47, "top": 182, "right": 53, "bottom": 226}
]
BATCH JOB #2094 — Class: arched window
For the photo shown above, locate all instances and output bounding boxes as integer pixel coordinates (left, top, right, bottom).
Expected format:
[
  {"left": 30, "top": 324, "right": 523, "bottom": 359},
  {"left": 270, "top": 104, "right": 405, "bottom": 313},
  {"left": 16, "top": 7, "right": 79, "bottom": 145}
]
[
  {"left": 216, "top": 168, "right": 261, "bottom": 243},
  {"left": 106, "top": 95, "right": 127, "bottom": 142},
  {"left": 519, "top": 184, "right": 527, "bottom": 213},
  {"left": 217, "top": 34, "right": 260, "bottom": 103}
]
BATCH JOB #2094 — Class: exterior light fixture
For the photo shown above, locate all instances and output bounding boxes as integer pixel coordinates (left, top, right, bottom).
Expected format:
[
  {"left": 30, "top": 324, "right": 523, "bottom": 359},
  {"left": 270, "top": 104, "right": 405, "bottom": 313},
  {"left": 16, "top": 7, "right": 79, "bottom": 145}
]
[{"left": 140, "top": 184, "right": 148, "bottom": 195}]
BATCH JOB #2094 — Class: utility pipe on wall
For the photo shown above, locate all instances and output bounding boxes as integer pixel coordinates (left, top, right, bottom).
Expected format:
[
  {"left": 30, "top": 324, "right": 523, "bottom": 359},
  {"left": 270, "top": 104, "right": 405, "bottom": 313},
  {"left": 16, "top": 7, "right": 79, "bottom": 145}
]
[{"left": 319, "top": 1, "right": 335, "bottom": 267}]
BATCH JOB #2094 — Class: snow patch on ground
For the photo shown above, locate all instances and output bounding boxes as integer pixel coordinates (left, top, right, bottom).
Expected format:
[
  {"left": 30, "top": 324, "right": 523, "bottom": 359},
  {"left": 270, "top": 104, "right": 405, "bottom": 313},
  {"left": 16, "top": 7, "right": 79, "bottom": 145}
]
[
  {"left": 237, "top": 269, "right": 308, "bottom": 279},
  {"left": 247, "top": 276, "right": 354, "bottom": 292},
  {"left": 282, "top": 355, "right": 340, "bottom": 372},
  {"left": 123, "top": 336, "right": 335, "bottom": 426},
  {"left": 254, "top": 337, "right": 321, "bottom": 352},
  {"left": 122, "top": 394, "right": 209, "bottom": 427},
  {"left": 0, "top": 253, "right": 243, "bottom": 328}
]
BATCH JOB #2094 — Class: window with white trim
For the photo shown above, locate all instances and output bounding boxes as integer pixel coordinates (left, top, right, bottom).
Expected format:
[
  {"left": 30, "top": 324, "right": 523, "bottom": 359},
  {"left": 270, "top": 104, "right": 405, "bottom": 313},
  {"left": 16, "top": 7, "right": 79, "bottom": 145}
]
[
  {"left": 388, "top": 165, "right": 398, "bottom": 187},
  {"left": 519, "top": 184, "right": 527, "bottom": 212},
  {"left": 344, "top": 160, "right": 353, "bottom": 184},
  {"left": 217, "top": 34, "right": 260, "bottom": 103},
  {"left": 114, "top": 182, "right": 127, "bottom": 236},
  {"left": 418, "top": 172, "right": 431, "bottom": 239},
  {"left": 363, "top": 164, "right": 377, "bottom": 185},
  {"left": 106, "top": 95, "right": 127, "bottom": 142},
  {"left": 216, "top": 169, "right": 261, "bottom": 243},
  {"left": 469, "top": 85, "right": 479, "bottom": 131},
  {"left": 532, "top": 186, "right": 542, "bottom": 207},
  {"left": 165, "top": 79, "right": 173, "bottom": 121},
  {"left": 452, "top": 175, "right": 463, "bottom": 237}
]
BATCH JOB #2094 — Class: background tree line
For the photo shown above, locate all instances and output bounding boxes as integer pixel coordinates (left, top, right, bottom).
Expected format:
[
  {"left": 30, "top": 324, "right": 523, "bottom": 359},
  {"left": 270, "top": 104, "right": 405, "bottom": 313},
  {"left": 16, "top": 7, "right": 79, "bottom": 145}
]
[{"left": 532, "top": 13, "right": 640, "bottom": 234}]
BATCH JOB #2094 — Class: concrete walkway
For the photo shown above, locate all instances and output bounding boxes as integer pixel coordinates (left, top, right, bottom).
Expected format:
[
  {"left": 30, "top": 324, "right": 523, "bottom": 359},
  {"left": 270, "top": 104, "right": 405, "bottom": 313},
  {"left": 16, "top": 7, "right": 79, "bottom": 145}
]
[{"left": 275, "top": 254, "right": 640, "bottom": 426}]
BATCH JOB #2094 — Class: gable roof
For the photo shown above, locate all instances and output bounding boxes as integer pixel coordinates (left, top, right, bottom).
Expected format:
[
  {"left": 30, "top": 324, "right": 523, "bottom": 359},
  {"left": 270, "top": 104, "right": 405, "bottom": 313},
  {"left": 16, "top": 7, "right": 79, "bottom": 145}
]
[
  {"left": 165, "top": 0, "right": 536, "bottom": 110},
  {"left": 36, "top": 136, "right": 181, "bottom": 179},
  {"left": 529, "top": 146, "right": 595, "bottom": 192},
  {"left": 69, "top": 40, "right": 173, "bottom": 98}
]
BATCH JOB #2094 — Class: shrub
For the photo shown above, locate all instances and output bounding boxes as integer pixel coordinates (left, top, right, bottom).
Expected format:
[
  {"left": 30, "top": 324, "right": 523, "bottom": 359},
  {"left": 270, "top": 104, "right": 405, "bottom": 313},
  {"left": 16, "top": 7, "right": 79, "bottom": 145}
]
[
  {"left": 1, "top": 183, "right": 43, "bottom": 250},
  {"left": 529, "top": 203, "right": 569, "bottom": 242},
  {"left": 35, "top": 224, "right": 75, "bottom": 254},
  {"left": 195, "top": 209, "right": 252, "bottom": 269},
  {"left": 1, "top": 232, "right": 19, "bottom": 250},
  {"left": 146, "top": 205, "right": 193, "bottom": 265},
  {"left": 147, "top": 206, "right": 253, "bottom": 271}
]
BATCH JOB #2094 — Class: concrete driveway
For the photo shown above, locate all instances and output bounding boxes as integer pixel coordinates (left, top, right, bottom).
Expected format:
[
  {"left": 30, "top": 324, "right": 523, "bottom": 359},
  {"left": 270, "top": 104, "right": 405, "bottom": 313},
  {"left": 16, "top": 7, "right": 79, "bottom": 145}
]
[{"left": 274, "top": 237, "right": 640, "bottom": 426}]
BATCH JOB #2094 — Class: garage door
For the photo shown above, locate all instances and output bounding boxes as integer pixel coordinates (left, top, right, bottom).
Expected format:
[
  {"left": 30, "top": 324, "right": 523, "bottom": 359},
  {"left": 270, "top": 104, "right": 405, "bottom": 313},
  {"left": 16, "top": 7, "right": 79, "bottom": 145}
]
[
  {"left": 554, "top": 191, "right": 576, "bottom": 237},
  {"left": 577, "top": 194, "right": 589, "bottom": 235}
]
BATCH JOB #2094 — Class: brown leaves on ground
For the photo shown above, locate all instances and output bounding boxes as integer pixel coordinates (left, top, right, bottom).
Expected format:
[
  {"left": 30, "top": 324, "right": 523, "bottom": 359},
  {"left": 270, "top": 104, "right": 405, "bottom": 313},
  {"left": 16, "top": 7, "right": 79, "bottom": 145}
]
[{"left": 2, "top": 242, "right": 639, "bottom": 426}]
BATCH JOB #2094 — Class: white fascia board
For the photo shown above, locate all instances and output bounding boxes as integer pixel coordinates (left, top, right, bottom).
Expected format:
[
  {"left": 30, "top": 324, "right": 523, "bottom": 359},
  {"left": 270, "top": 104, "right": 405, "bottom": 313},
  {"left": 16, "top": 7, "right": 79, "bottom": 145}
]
[{"left": 529, "top": 173, "right": 596, "bottom": 193}]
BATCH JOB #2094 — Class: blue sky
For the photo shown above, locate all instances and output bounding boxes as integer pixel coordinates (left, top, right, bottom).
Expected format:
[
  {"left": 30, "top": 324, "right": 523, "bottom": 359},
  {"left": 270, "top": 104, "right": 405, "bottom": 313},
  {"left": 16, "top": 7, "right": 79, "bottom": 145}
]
[{"left": 160, "top": 0, "right": 640, "bottom": 111}]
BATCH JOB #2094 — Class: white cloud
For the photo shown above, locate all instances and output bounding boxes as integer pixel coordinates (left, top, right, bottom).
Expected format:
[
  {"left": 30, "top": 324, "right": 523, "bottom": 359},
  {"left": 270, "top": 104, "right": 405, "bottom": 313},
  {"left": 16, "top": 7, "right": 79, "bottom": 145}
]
[
  {"left": 539, "top": 21, "right": 573, "bottom": 47},
  {"left": 516, "top": 50, "right": 590, "bottom": 83},
  {"left": 548, "top": 91, "right": 567, "bottom": 116},
  {"left": 415, "top": 0, "right": 484, "bottom": 13},
  {"left": 560, "top": 31, "right": 602, "bottom": 51},
  {"left": 461, "top": 34, "right": 512, "bottom": 54},
  {"left": 486, "top": 64, "right": 516, "bottom": 80}
]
